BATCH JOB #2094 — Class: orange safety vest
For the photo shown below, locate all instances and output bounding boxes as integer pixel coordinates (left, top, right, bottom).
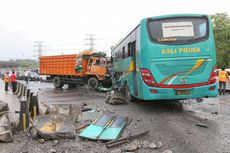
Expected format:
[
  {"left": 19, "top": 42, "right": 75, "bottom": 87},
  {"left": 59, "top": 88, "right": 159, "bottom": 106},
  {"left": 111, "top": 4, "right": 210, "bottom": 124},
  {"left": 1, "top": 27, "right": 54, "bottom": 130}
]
[
  {"left": 218, "top": 70, "right": 228, "bottom": 82},
  {"left": 4, "top": 74, "right": 9, "bottom": 82}
]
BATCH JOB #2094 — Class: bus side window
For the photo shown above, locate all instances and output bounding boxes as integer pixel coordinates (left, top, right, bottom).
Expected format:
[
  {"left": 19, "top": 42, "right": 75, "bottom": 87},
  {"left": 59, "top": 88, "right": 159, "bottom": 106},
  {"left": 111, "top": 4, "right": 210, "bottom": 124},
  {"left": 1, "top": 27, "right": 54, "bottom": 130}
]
[
  {"left": 128, "top": 41, "right": 136, "bottom": 57},
  {"left": 122, "top": 46, "right": 125, "bottom": 59},
  {"left": 128, "top": 43, "right": 131, "bottom": 57},
  {"left": 131, "top": 41, "right": 136, "bottom": 56}
]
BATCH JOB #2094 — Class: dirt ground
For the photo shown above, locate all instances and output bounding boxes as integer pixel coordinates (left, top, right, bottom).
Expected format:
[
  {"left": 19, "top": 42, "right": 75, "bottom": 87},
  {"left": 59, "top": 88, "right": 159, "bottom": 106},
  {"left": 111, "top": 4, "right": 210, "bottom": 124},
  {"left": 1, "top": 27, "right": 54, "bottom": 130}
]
[{"left": 0, "top": 80, "right": 230, "bottom": 153}]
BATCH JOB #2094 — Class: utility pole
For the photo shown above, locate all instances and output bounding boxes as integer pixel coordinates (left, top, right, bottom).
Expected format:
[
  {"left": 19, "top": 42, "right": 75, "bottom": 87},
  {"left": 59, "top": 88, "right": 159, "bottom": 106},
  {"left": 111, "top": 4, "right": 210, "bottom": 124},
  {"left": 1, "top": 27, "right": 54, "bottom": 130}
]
[
  {"left": 85, "top": 34, "right": 96, "bottom": 50},
  {"left": 34, "top": 41, "right": 44, "bottom": 60}
]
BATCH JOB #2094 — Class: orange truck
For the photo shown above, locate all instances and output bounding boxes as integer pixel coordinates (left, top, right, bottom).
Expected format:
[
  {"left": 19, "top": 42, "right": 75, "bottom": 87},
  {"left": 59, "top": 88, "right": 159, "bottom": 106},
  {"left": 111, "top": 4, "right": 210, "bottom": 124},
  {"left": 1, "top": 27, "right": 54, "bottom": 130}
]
[{"left": 39, "top": 50, "right": 110, "bottom": 89}]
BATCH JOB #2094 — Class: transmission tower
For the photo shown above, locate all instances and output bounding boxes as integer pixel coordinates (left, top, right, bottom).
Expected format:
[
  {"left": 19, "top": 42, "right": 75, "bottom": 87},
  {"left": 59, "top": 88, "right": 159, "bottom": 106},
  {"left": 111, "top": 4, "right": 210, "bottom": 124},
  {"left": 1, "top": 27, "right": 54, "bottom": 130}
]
[
  {"left": 85, "top": 34, "right": 96, "bottom": 50},
  {"left": 34, "top": 41, "right": 44, "bottom": 60}
]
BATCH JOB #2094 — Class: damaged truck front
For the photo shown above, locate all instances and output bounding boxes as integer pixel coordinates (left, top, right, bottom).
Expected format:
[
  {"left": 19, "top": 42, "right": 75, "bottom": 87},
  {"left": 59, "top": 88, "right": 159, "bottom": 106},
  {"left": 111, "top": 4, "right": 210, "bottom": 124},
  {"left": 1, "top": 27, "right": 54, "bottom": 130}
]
[{"left": 39, "top": 50, "right": 111, "bottom": 89}]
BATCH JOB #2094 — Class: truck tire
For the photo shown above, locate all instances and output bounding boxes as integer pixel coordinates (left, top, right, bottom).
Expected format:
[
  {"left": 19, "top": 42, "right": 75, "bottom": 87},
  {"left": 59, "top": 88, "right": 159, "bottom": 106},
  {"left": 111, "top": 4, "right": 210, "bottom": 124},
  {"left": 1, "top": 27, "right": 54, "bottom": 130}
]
[
  {"left": 125, "top": 84, "right": 135, "bottom": 102},
  {"left": 53, "top": 76, "right": 64, "bottom": 88},
  {"left": 87, "top": 77, "right": 99, "bottom": 89}
]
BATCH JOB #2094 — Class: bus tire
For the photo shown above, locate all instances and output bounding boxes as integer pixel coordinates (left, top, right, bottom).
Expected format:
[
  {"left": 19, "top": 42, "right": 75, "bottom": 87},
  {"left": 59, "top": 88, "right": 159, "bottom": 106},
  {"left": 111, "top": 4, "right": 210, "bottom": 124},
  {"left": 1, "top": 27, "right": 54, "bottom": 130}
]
[
  {"left": 87, "top": 77, "right": 99, "bottom": 89},
  {"left": 125, "top": 84, "right": 135, "bottom": 102},
  {"left": 53, "top": 76, "right": 64, "bottom": 88}
]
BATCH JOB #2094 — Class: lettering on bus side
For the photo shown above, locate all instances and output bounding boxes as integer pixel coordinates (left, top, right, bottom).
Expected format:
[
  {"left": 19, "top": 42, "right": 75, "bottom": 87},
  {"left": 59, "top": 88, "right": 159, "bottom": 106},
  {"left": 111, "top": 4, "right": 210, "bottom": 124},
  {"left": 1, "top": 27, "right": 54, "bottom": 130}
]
[{"left": 161, "top": 48, "right": 201, "bottom": 55}]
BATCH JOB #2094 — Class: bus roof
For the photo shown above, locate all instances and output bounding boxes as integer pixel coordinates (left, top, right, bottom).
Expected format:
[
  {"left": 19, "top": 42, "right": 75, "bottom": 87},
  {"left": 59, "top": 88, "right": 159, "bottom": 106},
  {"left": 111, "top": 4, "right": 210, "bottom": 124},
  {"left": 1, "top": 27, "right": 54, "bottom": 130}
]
[{"left": 111, "top": 14, "right": 209, "bottom": 53}]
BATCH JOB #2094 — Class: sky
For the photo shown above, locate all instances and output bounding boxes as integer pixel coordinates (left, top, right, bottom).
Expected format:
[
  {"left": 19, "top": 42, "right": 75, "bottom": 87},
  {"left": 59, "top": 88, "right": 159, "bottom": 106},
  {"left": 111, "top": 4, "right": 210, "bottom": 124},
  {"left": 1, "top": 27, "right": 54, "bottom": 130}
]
[{"left": 0, "top": 0, "right": 229, "bottom": 60}]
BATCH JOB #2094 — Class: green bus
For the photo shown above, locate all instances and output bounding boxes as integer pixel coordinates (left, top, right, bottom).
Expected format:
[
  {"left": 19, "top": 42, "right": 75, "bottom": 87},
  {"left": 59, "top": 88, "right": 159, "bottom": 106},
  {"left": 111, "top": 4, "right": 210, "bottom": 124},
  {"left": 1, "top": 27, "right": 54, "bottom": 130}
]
[{"left": 111, "top": 14, "right": 218, "bottom": 101}]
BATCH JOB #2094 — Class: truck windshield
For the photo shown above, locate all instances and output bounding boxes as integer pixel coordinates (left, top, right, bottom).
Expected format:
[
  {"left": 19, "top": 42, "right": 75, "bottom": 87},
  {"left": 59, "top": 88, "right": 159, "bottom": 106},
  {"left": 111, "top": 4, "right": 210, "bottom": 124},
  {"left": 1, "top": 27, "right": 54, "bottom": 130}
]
[{"left": 147, "top": 16, "right": 209, "bottom": 44}]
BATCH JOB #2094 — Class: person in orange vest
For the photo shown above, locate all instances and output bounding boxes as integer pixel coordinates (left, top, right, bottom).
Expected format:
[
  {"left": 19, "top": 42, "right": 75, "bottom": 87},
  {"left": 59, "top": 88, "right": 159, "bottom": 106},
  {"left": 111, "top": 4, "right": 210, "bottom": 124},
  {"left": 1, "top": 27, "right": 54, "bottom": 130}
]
[
  {"left": 218, "top": 67, "right": 230, "bottom": 95},
  {"left": 4, "top": 71, "right": 10, "bottom": 91}
]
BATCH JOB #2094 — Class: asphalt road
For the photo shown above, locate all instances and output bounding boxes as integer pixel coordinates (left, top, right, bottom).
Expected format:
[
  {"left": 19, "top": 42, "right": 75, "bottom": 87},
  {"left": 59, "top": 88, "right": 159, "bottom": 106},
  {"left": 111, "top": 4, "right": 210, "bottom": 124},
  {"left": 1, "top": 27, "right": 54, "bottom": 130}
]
[{"left": 0, "top": 80, "right": 230, "bottom": 153}]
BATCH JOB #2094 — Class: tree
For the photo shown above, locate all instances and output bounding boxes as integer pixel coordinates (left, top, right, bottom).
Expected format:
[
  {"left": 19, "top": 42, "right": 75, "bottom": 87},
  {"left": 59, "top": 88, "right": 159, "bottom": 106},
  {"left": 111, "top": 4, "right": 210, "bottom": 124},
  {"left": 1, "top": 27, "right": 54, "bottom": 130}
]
[{"left": 211, "top": 13, "right": 230, "bottom": 68}]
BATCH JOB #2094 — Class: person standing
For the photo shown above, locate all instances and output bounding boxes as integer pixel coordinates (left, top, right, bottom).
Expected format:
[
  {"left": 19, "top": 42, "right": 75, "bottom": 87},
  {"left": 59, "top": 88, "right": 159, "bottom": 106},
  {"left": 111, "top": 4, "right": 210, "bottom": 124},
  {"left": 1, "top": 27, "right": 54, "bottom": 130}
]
[
  {"left": 218, "top": 67, "right": 230, "bottom": 95},
  {"left": 24, "top": 69, "right": 30, "bottom": 84},
  {"left": 4, "top": 71, "right": 10, "bottom": 91},
  {"left": 10, "top": 71, "right": 17, "bottom": 93}
]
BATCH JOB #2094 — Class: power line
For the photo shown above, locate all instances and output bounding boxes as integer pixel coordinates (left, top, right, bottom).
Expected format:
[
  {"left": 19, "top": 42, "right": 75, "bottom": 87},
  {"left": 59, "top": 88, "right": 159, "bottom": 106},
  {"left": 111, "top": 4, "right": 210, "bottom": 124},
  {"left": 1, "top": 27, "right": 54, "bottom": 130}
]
[
  {"left": 85, "top": 34, "right": 96, "bottom": 50},
  {"left": 34, "top": 41, "right": 45, "bottom": 59}
]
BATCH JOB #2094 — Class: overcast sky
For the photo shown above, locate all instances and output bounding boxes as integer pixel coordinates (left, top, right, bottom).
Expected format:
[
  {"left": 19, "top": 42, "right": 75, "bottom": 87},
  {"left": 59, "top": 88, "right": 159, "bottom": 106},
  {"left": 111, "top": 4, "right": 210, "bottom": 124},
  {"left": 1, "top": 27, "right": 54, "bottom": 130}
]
[{"left": 0, "top": 0, "right": 229, "bottom": 60}]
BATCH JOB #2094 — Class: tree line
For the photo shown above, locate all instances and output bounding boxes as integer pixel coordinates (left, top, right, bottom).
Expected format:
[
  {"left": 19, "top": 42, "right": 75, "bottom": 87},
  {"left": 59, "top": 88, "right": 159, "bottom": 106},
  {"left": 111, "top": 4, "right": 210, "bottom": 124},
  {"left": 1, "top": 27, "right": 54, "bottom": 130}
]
[{"left": 212, "top": 13, "right": 230, "bottom": 68}]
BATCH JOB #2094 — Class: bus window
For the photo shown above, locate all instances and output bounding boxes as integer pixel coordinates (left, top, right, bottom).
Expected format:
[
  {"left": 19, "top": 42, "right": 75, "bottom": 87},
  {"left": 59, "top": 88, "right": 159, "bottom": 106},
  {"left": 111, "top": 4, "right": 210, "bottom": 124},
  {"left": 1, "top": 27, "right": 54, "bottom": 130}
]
[
  {"left": 122, "top": 47, "right": 125, "bottom": 59},
  {"left": 147, "top": 17, "right": 208, "bottom": 44}
]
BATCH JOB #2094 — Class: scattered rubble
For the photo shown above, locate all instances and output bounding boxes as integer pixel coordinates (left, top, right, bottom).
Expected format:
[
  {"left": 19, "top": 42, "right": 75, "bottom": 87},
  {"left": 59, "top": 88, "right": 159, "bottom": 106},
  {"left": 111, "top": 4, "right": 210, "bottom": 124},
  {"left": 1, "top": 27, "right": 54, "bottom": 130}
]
[
  {"left": 163, "top": 149, "right": 173, "bottom": 153},
  {"left": 33, "top": 104, "right": 81, "bottom": 140},
  {"left": 105, "top": 91, "right": 127, "bottom": 105},
  {"left": 211, "top": 111, "right": 218, "bottom": 115},
  {"left": 124, "top": 139, "right": 141, "bottom": 151},
  {"left": 149, "top": 141, "right": 157, "bottom": 149},
  {"left": 142, "top": 140, "right": 149, "bottom": 148},
  {"left": 0, "top": 101, "right": 13, "bottom": 143},
  {"left": 156, "top": 141, "right": 163, "bottom": 149},
  {"left": 38, "top": 138, "right": 45, "bottom": 144},
  {"left": 52, "top": 140, "right": 59, "bottom": 147}
]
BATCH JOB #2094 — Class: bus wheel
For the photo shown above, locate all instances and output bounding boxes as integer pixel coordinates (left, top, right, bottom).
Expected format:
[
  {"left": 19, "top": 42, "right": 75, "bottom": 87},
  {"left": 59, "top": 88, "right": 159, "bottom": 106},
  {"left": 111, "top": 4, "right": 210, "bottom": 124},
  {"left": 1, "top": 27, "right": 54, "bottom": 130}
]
[
  {"left": 125, "top": 84, "right": 135, "bottom": 102},
  {"left": 88, "top": 77, "right": 99, "bottom": 89},
  {"left": 53, "top": 76, "right": 64, "bottom": 88}
]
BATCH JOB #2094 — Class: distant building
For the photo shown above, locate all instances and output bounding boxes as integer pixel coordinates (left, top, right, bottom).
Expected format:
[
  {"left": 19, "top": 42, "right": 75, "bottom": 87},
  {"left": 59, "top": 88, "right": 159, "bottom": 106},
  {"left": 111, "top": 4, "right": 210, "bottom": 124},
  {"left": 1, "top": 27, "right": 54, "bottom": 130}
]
[{"left": 0, "top": 61, "right": 19, "bottom": 69}]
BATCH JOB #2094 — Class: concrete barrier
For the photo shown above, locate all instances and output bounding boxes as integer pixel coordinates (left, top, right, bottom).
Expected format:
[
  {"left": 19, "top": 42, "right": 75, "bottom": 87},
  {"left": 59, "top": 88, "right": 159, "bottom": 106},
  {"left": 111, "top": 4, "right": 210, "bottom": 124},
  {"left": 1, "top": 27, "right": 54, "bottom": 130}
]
[
  {"left": 22, "top": 85, "right": 27, "bottom": 97},
  {"left": 29, "top": 93, "right": 40, "bottom": 119},
  {"left": 17, "top": 97, "right": 30, "bottom": 132},
  {"left": 15, "top": 82, "right": 21, "bottom": 95},
  {"left": 17, "top": 84, "right": 24, "bottom": 98},
  {"left": 28, "top": 91, "right": 33, "bottom": 109}
]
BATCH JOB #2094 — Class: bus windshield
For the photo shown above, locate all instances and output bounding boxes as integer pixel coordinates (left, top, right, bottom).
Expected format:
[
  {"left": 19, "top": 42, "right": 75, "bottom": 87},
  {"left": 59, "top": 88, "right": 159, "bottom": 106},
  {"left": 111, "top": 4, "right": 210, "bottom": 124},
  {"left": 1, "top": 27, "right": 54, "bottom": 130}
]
[{"left": 147, "top": 17, "right": 209, "bottom": 44}]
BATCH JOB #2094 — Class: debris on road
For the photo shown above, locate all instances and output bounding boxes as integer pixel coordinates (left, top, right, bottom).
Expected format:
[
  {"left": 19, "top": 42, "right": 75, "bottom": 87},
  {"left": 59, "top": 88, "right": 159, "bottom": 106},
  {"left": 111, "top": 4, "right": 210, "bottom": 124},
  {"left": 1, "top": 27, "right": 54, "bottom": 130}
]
[
  {"left": 98, "top": 86, "right": 113, "bottom": 92},
  {"left": 211, "top": 111, "right": 218, "bottom": 115},
  {"left": 163, "top": 149, "right": 173, "bottom": 153},
  {"left": 0, "top": 101, "right": 13, "bottom": 143},
  {"left": 105, "top": 91, "right": 127, "bottom": 105},
  {"left": 106, "top": 131, "right": 149, "bottom": 148},
  {"left": 38, "top": 138, "right": 45, "bottom": 144},
  {"left": 149, "top": 141, "right": 157, "bottom": 149},
  {"left": 0, "top": 100, "right": 9, "bottom": 114},
  {"left": 196, "top": 123, "right": 208, "bottom": 128},
  {"left": 76, "top": 120, "right": 92, "bottom": 132},
  {"left": 52, "top": 139, "right": 59, "bottom": 147},
  {"left": 124, "top": 139, "right": 141, "bottom": 151},
  {"left": 0, "top": 115, "right": 14, "bottom": 142},
  {"left": 79, "top": 114, "right": 128, "bottom": 141},
  {"left": 33, "top": 104, "right": 81, "bottom": 140}
]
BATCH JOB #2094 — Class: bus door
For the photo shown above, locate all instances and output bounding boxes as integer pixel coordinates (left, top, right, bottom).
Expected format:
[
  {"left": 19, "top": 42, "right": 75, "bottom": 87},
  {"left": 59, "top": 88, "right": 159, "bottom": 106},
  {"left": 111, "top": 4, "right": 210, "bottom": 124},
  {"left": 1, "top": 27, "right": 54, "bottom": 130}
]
[{"left": 130, "top": 40, "right": 138, "bottom": 96}]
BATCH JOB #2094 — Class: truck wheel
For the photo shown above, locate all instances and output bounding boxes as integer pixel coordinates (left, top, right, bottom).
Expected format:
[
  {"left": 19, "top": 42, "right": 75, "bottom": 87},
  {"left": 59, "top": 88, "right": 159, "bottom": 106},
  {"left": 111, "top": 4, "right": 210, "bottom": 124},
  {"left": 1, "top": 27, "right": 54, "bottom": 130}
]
[
  {"left": 125, "top": 84, "right": 135, "bottom": 102},
  {"left": 53, "top": 76, "right": 64, "bottom": 88},
  {"left": 87, "top": 77, "right": 99, "bottom": 89}
]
